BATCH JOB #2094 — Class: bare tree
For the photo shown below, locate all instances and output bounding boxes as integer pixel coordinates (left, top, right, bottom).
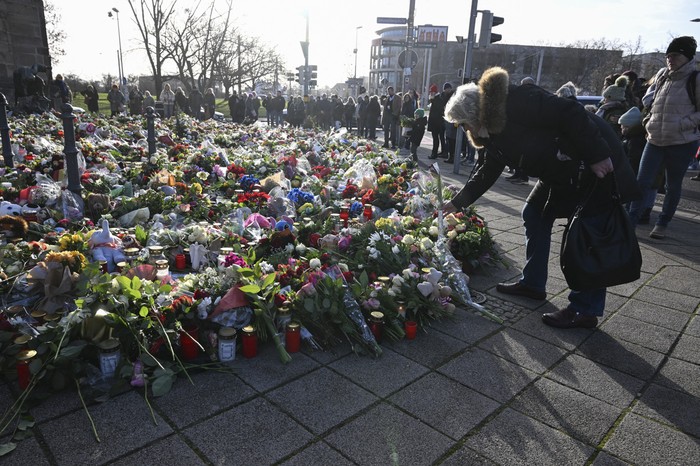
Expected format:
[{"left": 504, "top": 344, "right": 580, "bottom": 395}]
[
  {"left": 126, "top": 0, "right": 178, "bottom": 96},
  {"left": 163, "top": 0, "right": 233, "bottom": 93},
  {"left": 558, "top": 39, "right": 624, "bottom": 95},
  {"left": 238, "top": 37, "right": 284, "bottom": 92},
  {"left": 45, "top": 0, "right": 66, "bottom": 64}
]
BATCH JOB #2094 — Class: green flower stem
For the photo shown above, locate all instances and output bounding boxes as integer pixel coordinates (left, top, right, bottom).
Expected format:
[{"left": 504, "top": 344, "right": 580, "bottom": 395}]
[{"left": 75, "top": 378, "right": 100, "bottom": 443}]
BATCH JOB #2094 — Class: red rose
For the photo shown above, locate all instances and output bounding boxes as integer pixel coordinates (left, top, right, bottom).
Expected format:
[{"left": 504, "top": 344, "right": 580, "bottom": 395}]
[{"left": 308, "top": 233, "right": 321, "bottom": 247}]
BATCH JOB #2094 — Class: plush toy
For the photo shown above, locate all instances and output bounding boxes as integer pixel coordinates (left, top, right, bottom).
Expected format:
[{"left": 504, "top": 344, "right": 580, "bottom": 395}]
[
  {"left": 88, "top": 219, "right": 126, "bottom": 273},
  {"left": 0, "top": 215, "right": 28, "bottom": 239},
  {"left": 85, "top": 193, "right": 111, "bottom": 220},
  {"left": 0, "top": 201, "right": 22, "bottom": 216}
]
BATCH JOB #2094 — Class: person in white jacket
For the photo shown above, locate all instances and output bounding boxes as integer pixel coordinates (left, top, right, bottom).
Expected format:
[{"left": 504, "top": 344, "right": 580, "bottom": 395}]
[
  {"left": 160, "top": 83, "right": 175, "bottom": 118},
  {"left": 627, "top": 36, "right": 700, "bottom": 239}
]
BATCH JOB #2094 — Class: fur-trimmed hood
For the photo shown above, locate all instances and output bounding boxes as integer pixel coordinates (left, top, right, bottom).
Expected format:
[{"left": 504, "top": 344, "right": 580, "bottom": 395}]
[{"left": 445, "top": 67, "right": 509, "bottom": 147}]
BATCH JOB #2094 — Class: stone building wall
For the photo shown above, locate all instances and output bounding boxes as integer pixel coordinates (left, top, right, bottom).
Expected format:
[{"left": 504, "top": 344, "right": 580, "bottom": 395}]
[{"left": 0, "top": 0, "right": 52, "bottom": 104}]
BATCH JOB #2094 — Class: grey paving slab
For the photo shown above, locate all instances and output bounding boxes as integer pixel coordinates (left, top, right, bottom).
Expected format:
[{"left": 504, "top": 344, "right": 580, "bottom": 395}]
[
  {"left": 633, "top": 383, "right": 700, "bottom": 438},
  {"left": 279, "top": 441, "right": 355, "bottom": 466},
  {"left": 266, "top": 367, "right": 377, "bottom": 435},
  {"left": 38, "top": 391, "right": 173, "bottom": 466},
  {"left": 388, "top": 372, "right": 499, "bottom": 440},
  {"left": 328, "top": 347, "right": 429, "bottom": 397},
  {"left": 511, "top": 307, "right": 596, "bottom": 351},
  {"left": 591, "top": 451, "right": 633, "bottom": 465},
  {"left": 109, "top": 434, "right": 206, "bottom": 465},
  {"left": 604, "top": 413, "right": 700, "bottom": 466},
  {"left": 0, "top": 436, "right": 51, "bottom": 466},
  {"left": 546, "top": 353, "right": 644, "bottom": 409},
  {"left": 630, "top": 285, "right": 700, "bottom": 314},
  {"left": 230, "top": 344, "right": 320, "bottom": 392},
  {"left": 302, "top": 342, "right": 352, "bottom": 364},
  {"left": 465, "top": 408, "right": 595, "bottom": 465},
  {"left": 477, "top": 328, "right": 568, "bottom": 374},
  {"left": 646, "top": 265, "right": 700, "bottom": 298},
  {"left": 575, "top": 332, "right": 665, "bottom": 381},
  {"left": 440, "top": 446, "right": 499, "bottom": 465},
  {"left": 427, "top": 307, "right": 501, "bottom": 345},
  {"left": 510, "top": 378, "right": 622, "bottom": 445},
  {"left": 324, "top": 403, "right": 453, "bottom": 466},
  {"left": 687, "top": 314, "right": 700, "bottom": 337},
  {"left": 656, "top": 357, "right": 700, "bottom": 397},
  {"left": 183, "top": 397, "right": 313, "bottom": 465},
  {"left": 438, "top": 348, "right": 538, "bottom": 403},
  {"left": 384, "top": 325, "right": 471, "bottom": 369},
  {"left": 29, "top": 387, "right": 83, "bottom": 423},
  {"left": 670, "top": 332, "right": 700, "bottom": 365},
  {"left": 606, "top": 273, "right": 650, "bottom": 298},
  {"left": 152, "top": 369, "right": 256, "bottom": 428},
  {"left": 599, "top": 314, "right": 680, "bottom": 354},
  {"left": 615, "top": 299, "right": 692, "bottom": 332}
]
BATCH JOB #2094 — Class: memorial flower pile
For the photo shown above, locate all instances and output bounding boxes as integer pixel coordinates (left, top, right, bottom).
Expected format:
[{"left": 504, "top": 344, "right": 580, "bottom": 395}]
[{"left": 0, "top": 110, "right": 504, "bottom": 447}]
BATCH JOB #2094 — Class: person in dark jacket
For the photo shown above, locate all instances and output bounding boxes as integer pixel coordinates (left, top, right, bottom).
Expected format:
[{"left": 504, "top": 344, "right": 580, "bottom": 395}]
[
  {"left": 189, "top": 88, "right": 204, "bottom": 119},
  {"left": 409, "top": 108, "right": 428, "bottom": 161},
  {"left": 344, "top": 97, "right": 356, "bottom": 131},
  {"left": 357, "top": 95, "right": 368, "bottom": 137},
  {"left": 174, "top": 87, "right": 190, "bottom": 115},
  {"left": 81, "top": 84, "right": 99, "bottom": 113},
  {"left": 366, "top": 95, "right": 381, "bottom": 140},
  {"left": 128, "top": 85, "right": 144, "bottom": 115},
  {"left": 443, "top": 66, "right": 641, "bottom": 329},
  {"left": 428, "top": 83, "right": 451, "bottom": 158}
]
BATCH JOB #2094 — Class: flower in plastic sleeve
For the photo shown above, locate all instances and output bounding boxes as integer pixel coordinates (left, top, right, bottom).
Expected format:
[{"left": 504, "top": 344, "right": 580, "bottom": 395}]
[
  {"left": 428, "top": 225, "right": 439, "bottom": 237},
  {"left": 295, "top": 243, "right": 307, "bottom": 255},
  {"left": 419, "top": 237, "right": 434, "bottom": 251},
  {"left": 391, "top": 244, "right": 400, "bottom": 255},
  {"left": 401, "top": 234, "right": 416, "bottom": 246},
  {"left": 309, "top": 258, "right": 321, "bottom": 269},
  {"left": 455, "top": 223, "right": 467, "bottom": 233},
  {"left": 444, "top": 213, "right": 460, "bottom": 227},
  {"left": 197, "top": 297, "right": 212, "bottom": 319},
  {"left": 447, "top": 229, "right": 458, "bottom": 240},
  {"left": 299, "top": 282, "right": 316, "bottom": 296},
  {"left": 417, "top": 281, "right": 434, "bottom": 297}
]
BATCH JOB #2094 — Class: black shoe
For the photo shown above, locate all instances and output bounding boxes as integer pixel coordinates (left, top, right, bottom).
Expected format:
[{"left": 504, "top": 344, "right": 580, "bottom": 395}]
[
  {"left": 692, "top": 175, "right": 700, "bottom": 181},
  {"left": 437, "top": 151, "right": 446, "bottom": 156},
  {"left": 496, "top": 282, "right": 546, "bottom": 300},
  {"left": 542, "top": 307, "right": 598, "bottom": 329},
  {"left": 428, "top": 154, "right": 438, "bottom": 159},
  {"left": 509, "top": 177, "right": 529, "bottom": 185},
  {"left": 505, "top": 173, "right": 520, "bottom": 181},
  {"left": 382, "top": 144, "right": 389, "bottom": 148},
  {"left": 445, "top": 157, "right": 454, "bottom": 163}
]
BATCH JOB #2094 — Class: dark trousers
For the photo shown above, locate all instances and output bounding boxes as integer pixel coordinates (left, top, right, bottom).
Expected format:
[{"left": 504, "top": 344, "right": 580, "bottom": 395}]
[{"left": 431, "top": 127, "right": 446, "bottom": 154}]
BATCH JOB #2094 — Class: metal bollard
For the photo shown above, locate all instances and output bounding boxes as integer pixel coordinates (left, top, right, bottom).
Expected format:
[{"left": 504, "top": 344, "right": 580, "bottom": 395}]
[
  {"left": 60, "top": 103, "right": 82, "bottom": 194},
  {"left": 0, "top": 93, "right": 12, "bottom": 167},
  {"left": 146, "top": 106, "right": 156, "bottom": 155}
]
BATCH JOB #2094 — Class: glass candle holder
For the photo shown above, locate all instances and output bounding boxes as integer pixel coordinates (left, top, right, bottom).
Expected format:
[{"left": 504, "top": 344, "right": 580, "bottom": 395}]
[
  {"left": 285, "top": 322, "right": 301, "bottom": 353},
  {"left": 98, "top": 338, "right": 121, "bottom": 379},
  {"left": 175, "top": 254, "right": 187, "bottom": 270},
  {"left": 180, "top": 325, "right": 200, "bottom": 361},
  {"left": 404, "top": 320, "right": 418, "bottom": 340},
  {"left": 241, "top": 325, "right": 258, "bottom": 358},
  {"left": 147, "top": 245, "right": 166, "bottom": 264},
  {"left": 124, "top": 247, "right": 140, "bottom": 262},
  {"left": 340, "top": 205, "right": 350, "bottom": 227},
  {"left": 363, "top": 203, "right": 373, "bottom": 222},
  {"left": 218, "top": 327, "right": 237, "bottom": 362},
  {"left": 368, "top": 311, "right": 384, "bottom": 343}
]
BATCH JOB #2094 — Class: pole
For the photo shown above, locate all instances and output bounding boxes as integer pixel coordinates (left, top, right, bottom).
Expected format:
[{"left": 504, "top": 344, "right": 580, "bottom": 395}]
[
  {"left": 61, "top": 104, "right": 82, "bottom": 195},
  {"left": 0, "top": 93, "right": 13, "bottom": 167},
  {"left": 237, "top": 36, "right": 242, "bottom": 95},
  {"left": 536, "top": 49, "right": 544, "bottom": 85},
  {"left": 354, "top": 26, "right": 362, "bottom": 97},
  {"left": 303, "top": 11, "right": 310, "bottom": 96},
  {"left": 463, "top": 0, "right": 479, "bottom": 82},
  {"left": 403, "top": 0, "right": 416, "bottom": 93}
]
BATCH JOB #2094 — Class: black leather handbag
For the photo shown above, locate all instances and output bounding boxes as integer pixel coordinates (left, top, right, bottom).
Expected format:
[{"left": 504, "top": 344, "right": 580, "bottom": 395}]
[{"left": 560, "top": 175, "right": 642, "bottom": 291}]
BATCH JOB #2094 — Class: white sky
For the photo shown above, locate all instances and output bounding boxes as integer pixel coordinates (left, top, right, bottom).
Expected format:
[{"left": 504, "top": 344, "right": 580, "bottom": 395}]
[{"left": 53, "top": 0, "right": 699, "bottom": 87}]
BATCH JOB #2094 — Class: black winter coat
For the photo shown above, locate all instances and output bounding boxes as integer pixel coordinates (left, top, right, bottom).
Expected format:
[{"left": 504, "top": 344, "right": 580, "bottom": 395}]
[{"left": 452, "top": 83, "right": 640, "bottom": 217}]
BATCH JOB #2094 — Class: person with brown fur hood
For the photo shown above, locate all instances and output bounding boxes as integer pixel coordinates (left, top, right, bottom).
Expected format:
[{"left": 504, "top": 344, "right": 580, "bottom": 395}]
[{"left": 442, "top": 66, "right": 640, "bottom": 329}]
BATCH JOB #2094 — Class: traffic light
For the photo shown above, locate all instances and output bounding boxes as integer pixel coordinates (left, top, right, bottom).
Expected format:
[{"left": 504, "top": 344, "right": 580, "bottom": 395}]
[
  {"left": 479, "top": 10, "right": 504, "bottom": 47},
  {"left": 295, "top": 67, "right": 303, "bottom": 83}
]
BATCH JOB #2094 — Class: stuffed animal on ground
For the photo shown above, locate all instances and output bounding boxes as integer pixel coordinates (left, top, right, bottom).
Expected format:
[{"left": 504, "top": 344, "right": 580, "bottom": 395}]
[
  {"left": 88, "top": 219, "right": 126, "bottom": 273},
  {"left": 0, "top": 215, "right": 28, "bottom": 239},
  {"left": 85, "top": 193, "right": 111, "bottom": 220},
  {"left": 0, "top": 201, "right": 22, "bottom": 216}
]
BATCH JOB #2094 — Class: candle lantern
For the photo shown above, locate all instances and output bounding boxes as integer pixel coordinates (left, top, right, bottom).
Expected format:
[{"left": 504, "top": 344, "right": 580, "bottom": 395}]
[
  {"left": 16, "top": 349, "right": 37, "bottom": 390},
  {"left": 241, "top": 325, "right": 258, "bottom": 358},
  {"left": 363, "top": 203, "right": 373, "bottom": 222},
  {"left": 368, "top": 311, "right": 384, "bottom": 343},
  {"left": 180, "top": 325, "right": 200, "bottom": 361},
  {"left": 175, "top": 254, "right": 187, "bottom": 270},
  {"left": 218, "top": 327, "right": 237, "bottom": 362},
  {"left": 285, "top": 322, "right": 301, "bottom": 353},
  {"left": 339, "top": 205, "right": 350, "bottom": 227},
  {"left": 147, "top": 245, "right": 166, "bottom": 265},
  {"left": 155, "top": 259, "right": 169, "bottom": 279},
  {"left": 98, "top": 338, "right": 121, "bottom": 379},
  {"left": 124, "top": 247, "right": 140, "bottom": 262}
]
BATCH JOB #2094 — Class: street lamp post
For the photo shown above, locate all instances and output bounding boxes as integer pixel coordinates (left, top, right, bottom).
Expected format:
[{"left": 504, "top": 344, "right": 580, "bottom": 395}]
[
  {"left": 354, "top": 26, "right": 363, "bottom": 97},
  {"left": 108, "top": 8, "right": 125, "bottom": 90}
]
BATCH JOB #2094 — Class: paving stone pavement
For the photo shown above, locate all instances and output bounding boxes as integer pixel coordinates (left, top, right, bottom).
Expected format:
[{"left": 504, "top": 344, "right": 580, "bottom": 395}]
[{"left": 1, "top": 139, "right": 699, "bottom": 465}]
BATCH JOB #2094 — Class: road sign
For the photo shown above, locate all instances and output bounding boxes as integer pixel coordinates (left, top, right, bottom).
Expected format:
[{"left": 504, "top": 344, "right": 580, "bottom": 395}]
[
  {"left": 382, "top": 39, "right": 406, "bottom": 47},
  {"left": 377, "top": 16, "right": 407, "bottom": 24},
  {"left": 398, "top": 49, "right": 419, "bottom": 69},
  {"left": 413, "top": 42, "right": 438, "bottom": 49}
]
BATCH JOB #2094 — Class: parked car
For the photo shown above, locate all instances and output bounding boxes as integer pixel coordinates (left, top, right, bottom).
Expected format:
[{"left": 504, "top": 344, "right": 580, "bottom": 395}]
[{"left": 576, "top": 95, "right": 602, "bottom": 108}]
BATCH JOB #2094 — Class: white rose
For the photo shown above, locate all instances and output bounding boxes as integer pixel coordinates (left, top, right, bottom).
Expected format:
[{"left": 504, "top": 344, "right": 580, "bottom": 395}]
[
  {"left": 309, "top": 258, "right": 321, "bottom": 269},
  {"left": 428, "top": 226, "right": 439, "bottom": 236},
  {"left": 401, "top": 234, "right": 416, "bottom": 246}
]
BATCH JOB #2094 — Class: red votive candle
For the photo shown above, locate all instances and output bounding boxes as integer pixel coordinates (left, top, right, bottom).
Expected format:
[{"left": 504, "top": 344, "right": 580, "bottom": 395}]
[
  {"left": 404, "top": 321, "right": 418, "bottom": 340},
  {"left": 285, "top": 322, "right": 301, "bottom": 353},
  {"left": 180, "top": 326, "right": 200, "bottom": 361},
  {"left": 241, "top": 325, "right": 258, "bottom": 358},
  {"left": 16, "top": 350, "right": 36, "bottom": 390},
  {"left": 368, "top": 311, "right": 384, "bottom": 343},
  {"left": 340, "top": 206, "right": 350, "bottom": 227},
  {"left": 175, "top": 254, "right": 187, "bottom": 270},
  {"left": 363, "top": 204, "right": 373, "bottom": 222}
]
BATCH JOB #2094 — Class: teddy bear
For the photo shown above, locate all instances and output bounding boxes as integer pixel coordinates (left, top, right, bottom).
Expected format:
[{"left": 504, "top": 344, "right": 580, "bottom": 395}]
[
  {"left": 0, "top": 201, "right": 22, "bottom": 216},
  {"left": 88, "top": 219, "right": 126, "bottom": 273}
]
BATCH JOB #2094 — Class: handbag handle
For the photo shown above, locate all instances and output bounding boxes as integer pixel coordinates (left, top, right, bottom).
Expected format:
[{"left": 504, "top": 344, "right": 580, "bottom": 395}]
[{"left": 575, "top": 172, "right": 621, "bottom": 213}]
